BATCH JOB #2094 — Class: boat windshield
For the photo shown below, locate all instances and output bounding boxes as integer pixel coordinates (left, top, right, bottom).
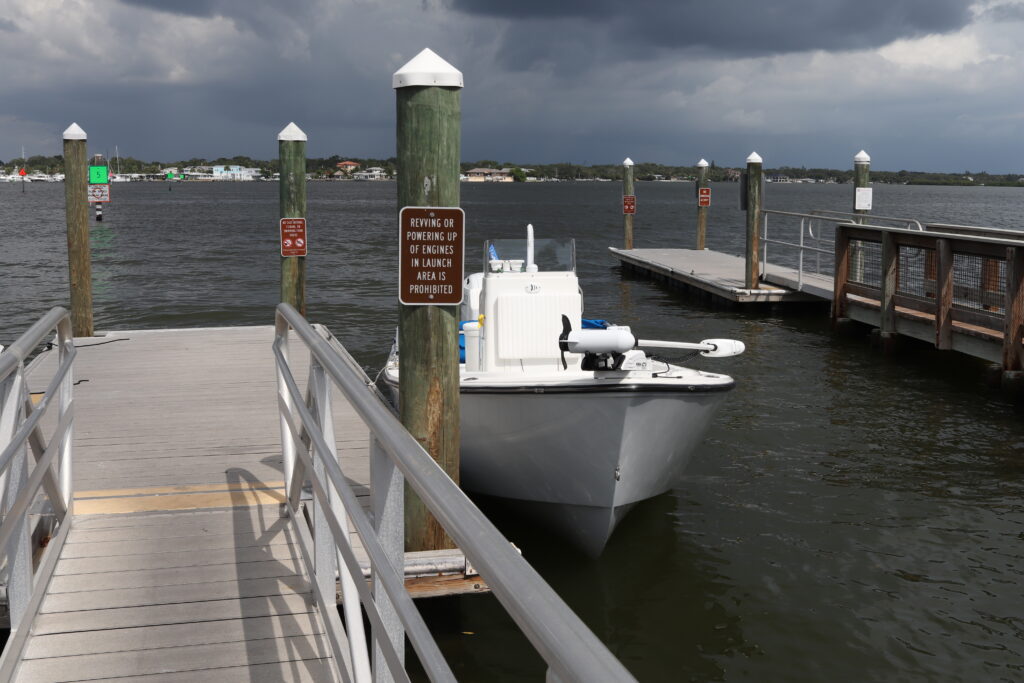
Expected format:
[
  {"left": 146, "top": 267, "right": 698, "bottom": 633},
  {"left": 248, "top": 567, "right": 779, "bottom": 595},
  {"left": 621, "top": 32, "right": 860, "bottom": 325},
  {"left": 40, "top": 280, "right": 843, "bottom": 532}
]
[{"left": 483, "top": 238, "right": 576, "bottom": 273}]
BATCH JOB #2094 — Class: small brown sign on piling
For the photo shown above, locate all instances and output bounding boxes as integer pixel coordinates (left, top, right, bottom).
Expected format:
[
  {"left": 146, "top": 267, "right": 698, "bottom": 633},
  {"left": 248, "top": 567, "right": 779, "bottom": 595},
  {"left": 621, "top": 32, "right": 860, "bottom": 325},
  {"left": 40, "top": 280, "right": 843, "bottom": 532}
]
[
  {"left": 279, "top": 217, "right": 307, "bottom": 257},
  {"left": 399, "top": 206, "right": 464, "bottom": 305},
  {"left": 623, "top": 195, "right": 636, "bottom": 214},
  {"left": 698, "top": 187, "right": 711, "bottom": 207}
]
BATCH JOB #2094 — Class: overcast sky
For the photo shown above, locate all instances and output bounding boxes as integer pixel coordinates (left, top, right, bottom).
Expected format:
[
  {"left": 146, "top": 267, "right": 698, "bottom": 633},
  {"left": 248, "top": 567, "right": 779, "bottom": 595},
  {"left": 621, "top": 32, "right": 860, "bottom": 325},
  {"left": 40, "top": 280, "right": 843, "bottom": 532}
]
[{"left": 1, "top": 0, "right": 1022, "bottom": 172}]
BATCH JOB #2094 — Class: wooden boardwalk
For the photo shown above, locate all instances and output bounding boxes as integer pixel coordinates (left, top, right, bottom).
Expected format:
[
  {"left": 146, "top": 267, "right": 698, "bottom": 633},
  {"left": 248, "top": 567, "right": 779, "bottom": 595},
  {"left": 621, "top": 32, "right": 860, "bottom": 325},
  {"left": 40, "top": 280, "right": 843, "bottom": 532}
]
[
  {"left": 9, "top": 325, "right": 474, "bottom": 681},
  {"left": 609, "top": 247, "right": 830, "bottom": 303}
]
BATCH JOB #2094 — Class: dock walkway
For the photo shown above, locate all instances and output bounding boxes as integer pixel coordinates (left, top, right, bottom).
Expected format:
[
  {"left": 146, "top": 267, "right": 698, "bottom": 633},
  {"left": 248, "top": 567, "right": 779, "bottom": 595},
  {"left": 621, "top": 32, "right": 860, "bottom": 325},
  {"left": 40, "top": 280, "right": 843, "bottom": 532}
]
[
  {"left": 609, "top": 247, "right": 831, "bottom": 303},
  {"left": 15, "top": 326, "right": 351, "bottom": 680}
]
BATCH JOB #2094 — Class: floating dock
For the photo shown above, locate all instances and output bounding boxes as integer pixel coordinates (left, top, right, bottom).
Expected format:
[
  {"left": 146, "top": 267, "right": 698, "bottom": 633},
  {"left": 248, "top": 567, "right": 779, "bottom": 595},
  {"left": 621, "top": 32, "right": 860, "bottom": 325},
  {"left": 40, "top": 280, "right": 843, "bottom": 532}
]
[
  {"left": 609, "top": 247, "right": 831, "bottom": 303},
  {"left": 6, "top": 326, "right": 481, "bottom": 680}
]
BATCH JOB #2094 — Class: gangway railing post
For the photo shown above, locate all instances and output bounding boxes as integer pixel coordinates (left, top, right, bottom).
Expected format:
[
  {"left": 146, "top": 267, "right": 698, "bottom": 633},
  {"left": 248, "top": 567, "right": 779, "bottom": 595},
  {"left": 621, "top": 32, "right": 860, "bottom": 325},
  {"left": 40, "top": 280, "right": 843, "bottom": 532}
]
[
  {"left": 0, "top": 374, "right": 32, "bottom": 629},
  {"left": 371, "top": 434, "right": 404, "bottom": 683}
]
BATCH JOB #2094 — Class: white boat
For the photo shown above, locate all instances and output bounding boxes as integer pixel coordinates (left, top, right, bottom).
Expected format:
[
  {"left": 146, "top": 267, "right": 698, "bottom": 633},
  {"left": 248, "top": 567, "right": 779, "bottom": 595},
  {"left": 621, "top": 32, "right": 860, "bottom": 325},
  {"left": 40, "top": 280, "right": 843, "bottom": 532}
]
[{"left": 384, "top": 226, "right": 744, "bottom": 554}]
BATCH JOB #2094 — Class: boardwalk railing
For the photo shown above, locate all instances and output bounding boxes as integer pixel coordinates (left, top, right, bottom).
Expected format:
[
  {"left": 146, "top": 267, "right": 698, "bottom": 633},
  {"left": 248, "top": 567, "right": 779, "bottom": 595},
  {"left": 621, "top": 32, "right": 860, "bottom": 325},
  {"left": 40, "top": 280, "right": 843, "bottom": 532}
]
[
  {"left": 0, "top": 307, "right": 76, "bottom": 675},
  {"left": 760, "top": 209, "right": 923, "bottom": 291},
  {"left": 833, "top": 223, "right": 1024, "bottom": 371},
  {"left": 273, "top": 303, "right": 636, "bottom": 683}
]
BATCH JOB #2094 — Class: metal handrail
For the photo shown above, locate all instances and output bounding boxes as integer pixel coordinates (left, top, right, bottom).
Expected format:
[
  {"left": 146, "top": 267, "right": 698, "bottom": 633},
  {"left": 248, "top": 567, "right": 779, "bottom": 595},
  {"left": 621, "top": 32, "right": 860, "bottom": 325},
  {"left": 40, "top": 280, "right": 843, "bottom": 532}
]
[
  {"left": 0, "top": 307, "right": 76, "bottom": 679},
  {"left": 760, "top": 209, "right": 923, "bottom": 291},
  {"left": 273, "top": 303, "right": 636, "bottom": 683}
]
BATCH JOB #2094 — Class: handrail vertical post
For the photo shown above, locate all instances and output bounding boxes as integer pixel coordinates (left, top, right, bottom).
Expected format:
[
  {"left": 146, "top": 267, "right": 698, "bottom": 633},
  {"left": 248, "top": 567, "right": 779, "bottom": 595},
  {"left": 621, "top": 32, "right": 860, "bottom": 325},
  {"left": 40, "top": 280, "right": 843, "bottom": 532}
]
[
  {"left": 1002, "top": 246, "right": 1024, "bottom": 374},
  {"left": 57, "top": 318, "right": 74, "bottom": 509},
  {"left": 371, "top": 435, "right": 404, "bottom": 683},
  {"left": 832, "top": 225, "right": 851, "bottom": 325},
  {"left": 311, "top": 359, "right": 371, "bottom": 681},
  {"left": 880, "top": 231, "right": 899, "bottom": 343},
  {"left": 0, "top": 373, "right": 32, "bottom": 629},
  {"left": 936, "top": 239, "right": 953, "bottom": 350},
  {"left": 276, "top": 322, "right": 296, "bottom": 505}
]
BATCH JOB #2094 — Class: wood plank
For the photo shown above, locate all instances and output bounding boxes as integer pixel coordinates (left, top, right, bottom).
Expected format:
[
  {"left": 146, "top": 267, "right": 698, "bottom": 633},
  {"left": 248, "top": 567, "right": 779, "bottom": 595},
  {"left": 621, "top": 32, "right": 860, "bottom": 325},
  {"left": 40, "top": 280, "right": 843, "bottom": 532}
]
[
  {"left": 48, "top": 558, "right": 304, "bottom": 594},
  {"left": 59, "top": 660, "right": 339, "bottom": 683},
  {"left": 40, "top": 575, "right": 311, "bottom": 613},
  {"left": 31, "top": 594, "right": 315, "bottom": 635},
  {"left": 73, "top": 488, "right": 288, "bottom": 515},
  {"left": 24, "top": 613, "right": 324, "bottom": 659},
  {"left": 16, "top": 634, "right": 333, "bottom": 682},
  {"left": 55, "top": 543, "right": 300, "bottom": 576},
  {"left": 59, "top": 530, "right": 295, "bottom": 559}
]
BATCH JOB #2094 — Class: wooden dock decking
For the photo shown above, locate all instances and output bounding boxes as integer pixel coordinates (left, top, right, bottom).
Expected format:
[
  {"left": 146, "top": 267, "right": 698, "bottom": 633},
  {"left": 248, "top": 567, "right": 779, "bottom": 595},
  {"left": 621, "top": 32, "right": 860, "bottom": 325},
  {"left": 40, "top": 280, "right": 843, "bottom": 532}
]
[
  {"left": 609, "top": 247, "right": 831, "bottom": 303},
  {"left": 9, "top": 326, "right": 473, "bottom": 681}
]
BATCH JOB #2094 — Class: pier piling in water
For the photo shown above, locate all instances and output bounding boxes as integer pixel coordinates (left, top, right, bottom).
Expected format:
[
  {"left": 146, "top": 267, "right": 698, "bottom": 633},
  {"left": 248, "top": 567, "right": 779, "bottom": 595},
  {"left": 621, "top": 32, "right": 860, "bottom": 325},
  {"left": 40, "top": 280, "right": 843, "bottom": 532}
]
[
  {"left": 278, "top": 122, "right": 307, "bottom": 316},
  {"left": 622, "top": 157, "right": 635, "bottom": 249},
  {"left": 62, "top": 123, "right": 93, "bottom": 337},
  {"left": 744, "top": 152, "right": 763, "bottom": 289},
  {"left": 696, "top": 158, "right": 709, "bottom": 250},
  {"left": 394, "top": 49, "right": 462, "bottom": 554}
]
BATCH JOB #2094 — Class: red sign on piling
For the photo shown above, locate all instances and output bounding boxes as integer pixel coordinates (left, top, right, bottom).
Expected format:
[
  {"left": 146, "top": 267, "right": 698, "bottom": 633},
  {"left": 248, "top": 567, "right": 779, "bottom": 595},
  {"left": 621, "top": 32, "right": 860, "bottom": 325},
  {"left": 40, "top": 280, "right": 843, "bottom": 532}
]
[
  {"left": 623, "top": 195, "right": 636, "bottom": 215},
  {"left": 280, "top": 218, "right": 308, "bottom": 257},
  {"left": 399, "top": 206, "right": 465, "bottom": 305},
  {"left": 698, "top": 187, "right": 711, "bottom": 207}
]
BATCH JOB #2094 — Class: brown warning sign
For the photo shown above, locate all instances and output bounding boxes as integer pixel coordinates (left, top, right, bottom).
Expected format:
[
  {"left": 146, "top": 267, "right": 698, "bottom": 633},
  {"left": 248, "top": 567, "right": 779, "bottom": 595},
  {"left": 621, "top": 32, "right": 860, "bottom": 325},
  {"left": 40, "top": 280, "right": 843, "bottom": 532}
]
[
  {"left": 623, "top": 195, "right": 636, "bottom": 214},
  {"left": 280, "top": 218, "right": 307, "bottom": 257},
  {"left": 399, "top": 206, "right": 465, "bottom": 305}
]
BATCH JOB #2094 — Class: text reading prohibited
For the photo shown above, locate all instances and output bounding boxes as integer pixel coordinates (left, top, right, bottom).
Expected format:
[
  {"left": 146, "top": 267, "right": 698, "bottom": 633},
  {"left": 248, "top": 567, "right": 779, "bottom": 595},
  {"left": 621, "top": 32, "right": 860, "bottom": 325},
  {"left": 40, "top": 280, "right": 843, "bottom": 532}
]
[
  {"left": 399, "top": 207, "right": 465, "bottom": 305},
  {"left": 280, "top": 218, "right": 308, "bottom": 257}
]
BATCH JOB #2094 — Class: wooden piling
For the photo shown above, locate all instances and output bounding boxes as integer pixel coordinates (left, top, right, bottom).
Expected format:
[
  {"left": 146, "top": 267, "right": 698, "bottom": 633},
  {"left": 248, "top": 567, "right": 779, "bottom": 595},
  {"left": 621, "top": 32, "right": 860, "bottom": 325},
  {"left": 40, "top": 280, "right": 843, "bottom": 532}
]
[
  {"left": 63, "top": 123, "right": 93, "bottom": 337},
  {"left": 696, "top": 158, "right": 709, "bottom": 250},
  {"left": 744, "top": 152, "right": 763, "bottom": 289},
  {"left": 623, "top": 158, "right": 635, "bottom": 249},
  {"left": 278, "top": 122, "right": 307, "bottom": 316},
  {"left": 852, "top": 150, "right": 871, "bottom": 284},
  {"left": 1003, "top": 246, "right": 1024, "bottom": 372},
  {"left": 394, "top": 48, "right": 462, "bottom": 553}
]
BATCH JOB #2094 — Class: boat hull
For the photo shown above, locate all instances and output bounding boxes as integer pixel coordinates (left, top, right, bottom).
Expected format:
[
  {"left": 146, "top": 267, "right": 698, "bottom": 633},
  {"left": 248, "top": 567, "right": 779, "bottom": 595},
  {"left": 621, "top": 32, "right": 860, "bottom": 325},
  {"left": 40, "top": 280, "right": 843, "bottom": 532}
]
[{"left": 386, "top": 373, "right": 728, "bottom": 553}]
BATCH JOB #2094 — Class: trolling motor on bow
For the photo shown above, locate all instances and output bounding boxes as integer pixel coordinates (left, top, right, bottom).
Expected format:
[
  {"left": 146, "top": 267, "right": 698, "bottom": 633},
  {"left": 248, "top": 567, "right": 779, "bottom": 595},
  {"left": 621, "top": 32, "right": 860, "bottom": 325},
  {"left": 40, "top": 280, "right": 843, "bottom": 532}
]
[{"left": 559, "top": 315, "right": 744, "bottom": 370}]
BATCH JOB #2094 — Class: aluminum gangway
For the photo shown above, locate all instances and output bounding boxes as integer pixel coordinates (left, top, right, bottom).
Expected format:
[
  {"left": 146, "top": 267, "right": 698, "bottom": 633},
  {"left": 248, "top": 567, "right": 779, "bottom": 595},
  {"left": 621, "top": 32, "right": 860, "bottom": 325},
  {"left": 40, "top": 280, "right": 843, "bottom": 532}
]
[{"left": 0, "top": 306, "right": 635, "bottom": 682}]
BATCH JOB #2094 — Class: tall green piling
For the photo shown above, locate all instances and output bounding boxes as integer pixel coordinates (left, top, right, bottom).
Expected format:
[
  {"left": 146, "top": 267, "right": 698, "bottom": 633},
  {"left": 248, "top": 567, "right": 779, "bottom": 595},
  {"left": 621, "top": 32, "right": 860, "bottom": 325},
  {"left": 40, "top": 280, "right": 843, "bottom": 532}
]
[
  {"left": 394, "top": 48, "right": 463, "bottom": 553},
  {"left": 63, "top": 123, "right": 93, "bottom": 337},
  {"left": 279, "top": 122, "right": 307, "bottom": 315}
]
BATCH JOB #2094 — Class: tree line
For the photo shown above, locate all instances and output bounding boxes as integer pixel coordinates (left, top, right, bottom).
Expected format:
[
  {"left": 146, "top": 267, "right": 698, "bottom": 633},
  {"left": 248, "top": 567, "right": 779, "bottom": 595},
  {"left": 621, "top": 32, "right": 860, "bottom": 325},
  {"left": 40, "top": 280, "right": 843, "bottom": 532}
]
[{"left": 2, "top": 154, "right": 1021, "bottom": 186}]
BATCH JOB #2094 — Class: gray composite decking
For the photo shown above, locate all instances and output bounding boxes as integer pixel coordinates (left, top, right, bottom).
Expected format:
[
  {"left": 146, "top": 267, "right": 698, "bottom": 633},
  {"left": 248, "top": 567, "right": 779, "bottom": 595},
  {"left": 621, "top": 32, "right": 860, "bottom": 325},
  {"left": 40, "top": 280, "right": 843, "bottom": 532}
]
[
  {"left": 609, "top": 247, "right": 832, "bottom": 303},
  {"left": 13, "top": 326, "right": 367, "bottom": 681}
]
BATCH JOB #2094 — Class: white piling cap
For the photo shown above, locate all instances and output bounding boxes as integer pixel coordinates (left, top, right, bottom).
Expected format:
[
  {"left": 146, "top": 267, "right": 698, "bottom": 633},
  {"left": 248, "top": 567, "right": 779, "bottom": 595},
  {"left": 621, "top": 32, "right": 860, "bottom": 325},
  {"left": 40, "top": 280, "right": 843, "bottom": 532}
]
[
  {"left": 393, "top": 48, "right": 463, "bottom": 89},
  {"left": 746, "top": 151, "right": 762, "bottom": 164},
  {"left": 623, "top": 157, "right": 634, "bottom": 167},
  {"left": 697, "top": 158, "right": 709, "bottom": 168},
  {"left": 63, "top": 123, "right": 86, "bottom": 140},
  {"left": 278, "top": 122, "right": 307, "bottom": 142},
  {"left": 854, "top": 149, "right": 871, "bottom": 163}
]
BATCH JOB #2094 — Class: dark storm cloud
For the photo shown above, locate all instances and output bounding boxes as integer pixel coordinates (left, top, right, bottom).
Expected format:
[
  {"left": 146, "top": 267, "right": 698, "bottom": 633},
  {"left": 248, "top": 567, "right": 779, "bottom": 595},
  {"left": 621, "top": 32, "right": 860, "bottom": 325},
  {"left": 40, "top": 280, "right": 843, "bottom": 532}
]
[
  {"left": 116, "top": 0, "right": 319, "bottom": 35},
  {"left": 450, "top": 0, "right": 972, "bottom": 63},
  {"left": 985, "top": 3, "right": 1024, "bottom": 22},
  {"left": 0, "top": 17, "right": 19, "bottom": 32}
]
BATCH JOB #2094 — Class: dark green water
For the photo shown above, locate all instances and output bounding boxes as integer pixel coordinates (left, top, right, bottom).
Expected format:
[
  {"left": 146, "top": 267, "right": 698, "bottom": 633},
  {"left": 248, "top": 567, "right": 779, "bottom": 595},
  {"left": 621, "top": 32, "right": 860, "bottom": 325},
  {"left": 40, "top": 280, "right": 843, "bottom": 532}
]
[{"left": 2, "top": 181, "right": 1023, "bottom": 681}]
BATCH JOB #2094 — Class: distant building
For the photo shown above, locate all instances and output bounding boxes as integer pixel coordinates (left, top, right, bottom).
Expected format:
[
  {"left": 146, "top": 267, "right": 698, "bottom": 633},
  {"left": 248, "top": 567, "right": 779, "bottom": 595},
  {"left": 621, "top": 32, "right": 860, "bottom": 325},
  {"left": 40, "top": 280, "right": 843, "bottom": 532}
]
[
  {"left": 212, "top": 165, "right": 260, "bottom": 181},
  {"left": 336, "top": 161, "right": 360, "bottom": 172},
  {"left": 353, "top": 166, "right": 388, "bottom": 181},
  {"left": 465, "top": 168, "right": 512, "bottom": 182},
  {"left": 725, "top": 169, "right": 742, "bottom": 182}
]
